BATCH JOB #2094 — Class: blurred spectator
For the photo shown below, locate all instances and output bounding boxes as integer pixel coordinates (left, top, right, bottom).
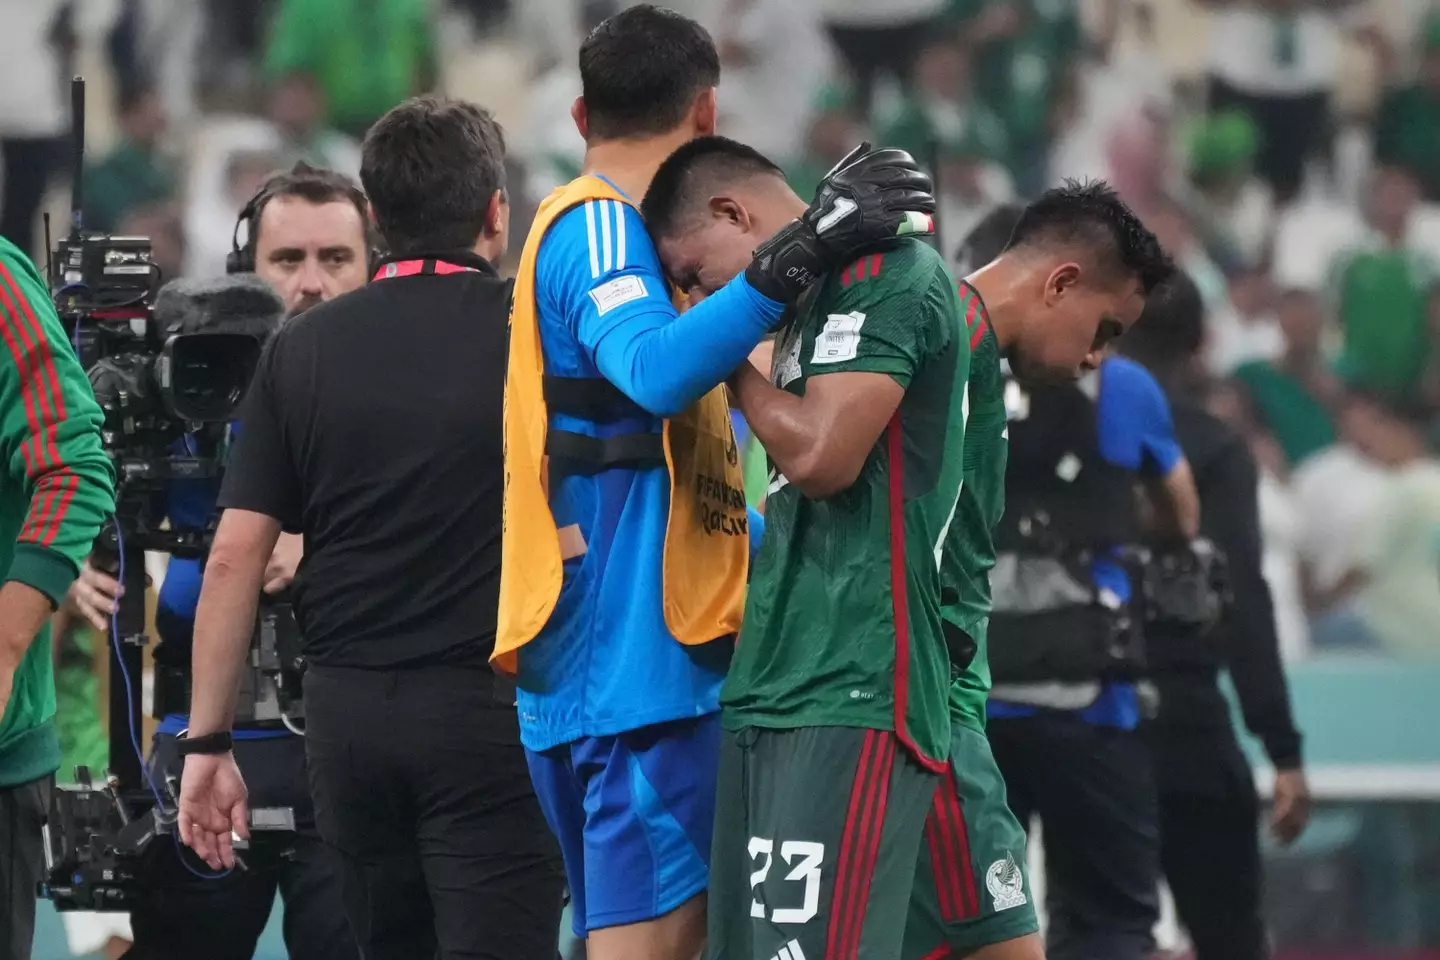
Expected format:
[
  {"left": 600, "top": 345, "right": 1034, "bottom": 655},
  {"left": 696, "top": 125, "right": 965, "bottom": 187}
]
[
  {"left": 783, "top": 84, "right": 869, "bottom": 201},
  {"left": 1331, "top": 165, "right": 1439, "bottom": 399},
  {"left": 1374, "top": 13, "right": 1440, "bottom": 203},
  {"left": 878, "top": 37, "right": 1009, "bottom": 169},
  {"left": 1207, "top": 267, "right": 1283, "bottom": 375},
  {"left": 931, "top": 133, "right": 1016, "bottom": 262},
  {"left": 1233, "top": 288, "right": 1340, "bottom": 468},
  {"left": 1291, "top": 436, "right": 1387, "bottom": 626},
  {"left": 817, "top": 0, "right": 948, "bottom": 118},
  {"left": 952, "top": 0, "right": 1084, "bottom": 195},
  {"left": 265, "top": 72, "right": 362, "bottom": 176},
  {"left": 117, "top": 204, "right": 187, "bottom": 283},
  {"left": 0, "top": 0, "right": 70, "bottom": 254},
  {"left": 1185, "top": 108, "right": 1274, "bottom": 269},
  {"left": 1206, "top": 379, "right": 1311, "bottom": 661},
  {"left": 1312, "top": 390, "right": 1440, "bottom": 656},
  {"left": 714, "top": 0, "right": 830, "bottom": 162},
  {"left": 82, "top": 79, "right": 177, "bottom": 235},
  {"left": 264, "top": 0, "right": 438, "bottom": 139},
  {"left": 1205, "top": 0, "right": 1342, "bottom": 203},
  {"left": 186, "top": 147, "right": 283, "bottom": 278}
]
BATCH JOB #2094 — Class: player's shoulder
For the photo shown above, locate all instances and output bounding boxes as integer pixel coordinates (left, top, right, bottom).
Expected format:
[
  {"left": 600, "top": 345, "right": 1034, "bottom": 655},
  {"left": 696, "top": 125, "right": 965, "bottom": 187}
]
[
  {"left": 537, "top": 194, "right": 655, "bottom": 286},
  {"left": 836, "top": 237, "right": 944, "bottom": 287}
]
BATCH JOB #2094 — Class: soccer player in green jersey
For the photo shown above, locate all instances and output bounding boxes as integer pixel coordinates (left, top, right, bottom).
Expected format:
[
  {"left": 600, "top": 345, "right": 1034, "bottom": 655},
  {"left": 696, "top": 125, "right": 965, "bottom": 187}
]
[{"left": 642, "top": 138, "right": 1171, "bottom": 960}]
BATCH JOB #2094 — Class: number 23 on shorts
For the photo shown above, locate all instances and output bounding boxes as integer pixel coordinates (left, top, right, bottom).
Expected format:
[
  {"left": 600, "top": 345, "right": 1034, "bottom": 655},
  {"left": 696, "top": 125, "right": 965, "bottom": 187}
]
[{"left": 749, "top": 836, "right": 826, "bottom": 925}]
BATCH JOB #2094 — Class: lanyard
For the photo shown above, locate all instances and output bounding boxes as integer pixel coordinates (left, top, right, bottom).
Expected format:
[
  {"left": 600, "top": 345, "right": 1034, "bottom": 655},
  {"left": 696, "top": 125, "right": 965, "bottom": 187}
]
[{"left": 372, "top": 259, "right": 481, "bottom": 282}]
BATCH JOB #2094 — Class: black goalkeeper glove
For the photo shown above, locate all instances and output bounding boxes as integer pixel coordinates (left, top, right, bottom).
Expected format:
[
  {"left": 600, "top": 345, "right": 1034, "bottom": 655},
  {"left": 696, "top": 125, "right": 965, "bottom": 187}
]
[{"left": 744, "top": 141, "right": 936, "bottom": 305}]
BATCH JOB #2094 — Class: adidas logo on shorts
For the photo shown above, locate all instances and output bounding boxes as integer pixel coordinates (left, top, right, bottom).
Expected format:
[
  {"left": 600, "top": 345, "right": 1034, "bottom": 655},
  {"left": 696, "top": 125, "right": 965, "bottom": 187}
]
[{"left": 767, "top": 939, "right": 808, "bottom": 960}]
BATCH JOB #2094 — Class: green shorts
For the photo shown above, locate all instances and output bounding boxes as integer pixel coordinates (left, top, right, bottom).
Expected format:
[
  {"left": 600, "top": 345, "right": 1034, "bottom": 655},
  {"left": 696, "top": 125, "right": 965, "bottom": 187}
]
[
  {"left": 902, "top": 722, "right": 1040, "bottom": 958},
  {"left": 710, "top": 725, "right": 938, "bottom": 960}
]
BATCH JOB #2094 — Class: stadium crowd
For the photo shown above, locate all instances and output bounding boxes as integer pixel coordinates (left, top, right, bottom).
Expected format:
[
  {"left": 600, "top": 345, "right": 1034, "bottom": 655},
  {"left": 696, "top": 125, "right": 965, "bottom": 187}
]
[{"left": 1, "top": 0, "right": 1437, "bottom": 958}]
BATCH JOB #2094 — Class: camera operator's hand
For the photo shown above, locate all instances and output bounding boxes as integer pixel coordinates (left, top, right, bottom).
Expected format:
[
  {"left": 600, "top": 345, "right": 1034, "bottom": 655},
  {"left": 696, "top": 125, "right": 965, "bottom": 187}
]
[
  {"left": 745, "top": 142, "right": 936, "bottom": 305},
  {"left": 263, "top": 533, "right": 303, "bottom": 595},
  {"left": 64, "top": 558, "right": 124, "bottom": 632},
  {"left": 178, "top": 751, "right": 250, "bottom": 871},
  {"left": 1270, "top": 767, "right": 1312, "bottom": 846}
]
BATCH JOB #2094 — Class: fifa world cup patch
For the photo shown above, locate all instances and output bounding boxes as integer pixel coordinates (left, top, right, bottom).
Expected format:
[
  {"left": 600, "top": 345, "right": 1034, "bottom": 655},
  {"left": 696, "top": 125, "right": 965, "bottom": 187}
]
[
  {"left": 588, "top": 275, "right": 648, "bottom": 315},
  {"left": 986, "top": 853, "right": 1028, "bottom": 912},
  {"left": 811, "top": 311, "right": 866, "bottom": 365}
]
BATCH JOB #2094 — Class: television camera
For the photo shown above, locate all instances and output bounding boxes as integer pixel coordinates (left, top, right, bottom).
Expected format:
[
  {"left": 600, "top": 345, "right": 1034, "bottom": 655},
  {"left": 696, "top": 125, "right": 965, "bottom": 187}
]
[{"left": 37, "top": 77, "right": 294, "bottom": 913}]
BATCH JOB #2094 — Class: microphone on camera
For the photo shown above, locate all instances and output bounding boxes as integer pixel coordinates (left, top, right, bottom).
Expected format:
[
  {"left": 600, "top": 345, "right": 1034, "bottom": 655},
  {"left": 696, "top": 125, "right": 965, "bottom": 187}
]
[{"left": 153, "top": 273, "right": 286, "bottom": 342}]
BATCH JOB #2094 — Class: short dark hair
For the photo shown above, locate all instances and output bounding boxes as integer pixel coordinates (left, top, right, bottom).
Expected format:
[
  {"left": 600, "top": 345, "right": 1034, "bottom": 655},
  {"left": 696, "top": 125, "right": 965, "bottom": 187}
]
[
  {"left": 1007, "top": 179, "right": 1173, "bottom": 295},
  {"left": 249, "top": 162, "right": 369, "bottom": 246},
  {"left": 579, "top": 5, "right": 720, "bottom": 140},
  {"left": 1118, "top": 271, "right": 1206, "bottom": 370},
  {"left": 955, "top": 203, "right": 1023, "bottom": 273},
  {"left": 641, "top": 136, "right": 785, "bottom": 238},
  {"left": 360, "top": 95, "right": 506, "bottom": 253}
]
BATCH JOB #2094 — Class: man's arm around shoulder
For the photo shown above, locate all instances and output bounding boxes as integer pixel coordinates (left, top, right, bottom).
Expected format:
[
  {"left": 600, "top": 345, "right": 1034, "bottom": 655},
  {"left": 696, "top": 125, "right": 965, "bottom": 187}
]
[{"left": 539, "top": 202, "right": 784, "bottom": 417}]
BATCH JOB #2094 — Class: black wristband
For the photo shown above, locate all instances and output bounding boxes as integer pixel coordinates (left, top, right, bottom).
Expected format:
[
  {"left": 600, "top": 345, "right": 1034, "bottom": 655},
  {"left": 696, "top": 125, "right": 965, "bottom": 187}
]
[
  {"left": 744, "top": 219, "right": 828, "bottom": 306},
  {"left": 175, "top": 730, "right": 233, "bottom": 756}
]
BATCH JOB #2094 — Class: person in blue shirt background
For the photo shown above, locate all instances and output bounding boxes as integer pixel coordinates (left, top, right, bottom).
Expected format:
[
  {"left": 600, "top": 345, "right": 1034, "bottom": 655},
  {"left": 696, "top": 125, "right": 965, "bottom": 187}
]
[
  {"left": 987, "top": 354, "right": 1200, "bottom": 960},
  {"left": 507, "top": 8, "right": 937, "bottom": 960},
  {"left": 60, "top": 163, "right": 370, "bottom": 960}
]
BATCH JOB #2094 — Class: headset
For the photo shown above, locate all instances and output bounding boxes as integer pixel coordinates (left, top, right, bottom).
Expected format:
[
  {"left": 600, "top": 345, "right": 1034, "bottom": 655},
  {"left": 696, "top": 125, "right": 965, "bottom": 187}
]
[{"left": 226, "top": 164, "right": 383, "bottom": 277}]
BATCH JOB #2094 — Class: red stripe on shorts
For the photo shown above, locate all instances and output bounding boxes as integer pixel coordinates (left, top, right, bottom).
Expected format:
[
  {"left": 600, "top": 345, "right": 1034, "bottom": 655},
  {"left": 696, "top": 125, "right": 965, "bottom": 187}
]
[
  {"left": 935, "top": 770, "right": 980, "bottom": 918},
  {"left": 924, "top": 774, "right": 967, "bottom": 922},
  {"left": 825, "top": 730, "right": 896, "bottom": 960}
]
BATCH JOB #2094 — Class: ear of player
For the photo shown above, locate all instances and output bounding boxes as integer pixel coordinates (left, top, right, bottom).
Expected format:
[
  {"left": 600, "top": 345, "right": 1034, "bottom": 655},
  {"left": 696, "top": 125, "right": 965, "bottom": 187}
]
[{"left": 744, "top": 141, "right": 937, "bottom": 311}]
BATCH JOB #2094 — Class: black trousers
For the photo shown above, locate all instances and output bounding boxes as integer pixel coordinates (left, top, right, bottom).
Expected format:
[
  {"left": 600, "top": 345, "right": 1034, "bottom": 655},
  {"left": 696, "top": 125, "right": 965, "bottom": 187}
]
[
  {"left": 1147, "top": 725, "right": 1269, "bottom": 960},
  {"left": 124, "top": 732, "right": 357, "bottom": 960},
  {"left": 988, "top": 713, "right": 1161, "bottom": 960},
  {"left": 0, "top": 774, "right": 51, "bottom": 960},
  {"left": 304, "top": 663, "right": 564, "bottom": 960}
]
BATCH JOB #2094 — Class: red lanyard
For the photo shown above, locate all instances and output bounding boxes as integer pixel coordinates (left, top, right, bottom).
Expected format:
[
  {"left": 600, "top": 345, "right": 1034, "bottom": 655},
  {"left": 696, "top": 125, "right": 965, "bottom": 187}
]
[{"left": 372, "top": 259, "right": 481, "bottom": 281}]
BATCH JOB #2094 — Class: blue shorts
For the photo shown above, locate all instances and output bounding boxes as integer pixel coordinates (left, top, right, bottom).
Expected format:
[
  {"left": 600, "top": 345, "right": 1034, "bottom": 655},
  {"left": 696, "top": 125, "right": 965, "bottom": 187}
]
[{"left": 525, "top": 713, "right": 720, "bottom": 937}]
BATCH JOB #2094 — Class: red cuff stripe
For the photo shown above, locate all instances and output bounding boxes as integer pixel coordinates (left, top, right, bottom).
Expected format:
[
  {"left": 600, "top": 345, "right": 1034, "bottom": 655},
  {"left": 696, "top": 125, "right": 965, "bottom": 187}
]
[
  {"left": 0, "top": 260, "right": 74, "bottom": 544},
  {"left": 0, "top": 273, "right": 55, "bottom": 540}
]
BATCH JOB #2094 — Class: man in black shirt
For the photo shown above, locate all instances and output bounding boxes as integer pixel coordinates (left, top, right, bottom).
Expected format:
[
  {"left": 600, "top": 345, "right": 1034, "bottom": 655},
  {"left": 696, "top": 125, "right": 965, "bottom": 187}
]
[
  {"left": 176, "top": 96, "right": 564, "bottom": 960},
  {"left": 1120, "top": 273, "right": 1312, "bottom": 960}
]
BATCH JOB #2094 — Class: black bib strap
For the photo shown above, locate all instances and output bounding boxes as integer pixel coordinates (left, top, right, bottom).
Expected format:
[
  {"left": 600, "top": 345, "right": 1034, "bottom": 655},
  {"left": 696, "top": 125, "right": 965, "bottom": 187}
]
[
  {"left": 544, "top": 375, "right": 648, "bottom": 424},
  {"left": 546, "top": 430, "right": 666, "bottom": 474}
]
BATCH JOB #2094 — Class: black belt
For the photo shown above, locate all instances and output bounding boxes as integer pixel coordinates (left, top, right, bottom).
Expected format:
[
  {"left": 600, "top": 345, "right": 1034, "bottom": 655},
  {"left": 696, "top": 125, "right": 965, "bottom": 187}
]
[{"left": 543, "top": 374, "right": 666, "bottom": 473}]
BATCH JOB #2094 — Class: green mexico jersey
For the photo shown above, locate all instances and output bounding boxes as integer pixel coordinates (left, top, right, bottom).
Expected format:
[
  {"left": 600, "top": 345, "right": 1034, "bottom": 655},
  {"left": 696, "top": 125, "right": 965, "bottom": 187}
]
[
  {"left": 721, "top": 239, "right": 969, "bottom": 767},
  {"left": 942, "top": 287, "right": 1008, "bottom": 733}
]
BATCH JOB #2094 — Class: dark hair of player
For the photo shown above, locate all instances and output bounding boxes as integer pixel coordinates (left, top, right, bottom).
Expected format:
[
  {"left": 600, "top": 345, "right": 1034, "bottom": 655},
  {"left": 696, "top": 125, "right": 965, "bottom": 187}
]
[
  {"left": 359, "top": 95, "right": 506, "bottom": 254},
  {"left": 579, "top": 4, "right": 721, "bottom": 141},
  {"left": 954, "top": 203, "right": 1023, "bottom": 274},
  {"left": 1007, "top": 179, "right": 1174, "bottom": 296},
  {"left": 250, "top": 161, "right": 370, "bottom": 248},
  {"left": 641, "top": 135, "right": 786, "bottom": 238},
  {"left": 1118, "top": 270, "right": 1206, "bottom": 372}
]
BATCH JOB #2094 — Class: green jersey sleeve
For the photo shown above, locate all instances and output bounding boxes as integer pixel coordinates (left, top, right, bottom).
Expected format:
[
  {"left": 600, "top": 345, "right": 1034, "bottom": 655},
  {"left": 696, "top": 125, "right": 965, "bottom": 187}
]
[{"left": 802, "top": 241, "right": 955, "bottom": 390}]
